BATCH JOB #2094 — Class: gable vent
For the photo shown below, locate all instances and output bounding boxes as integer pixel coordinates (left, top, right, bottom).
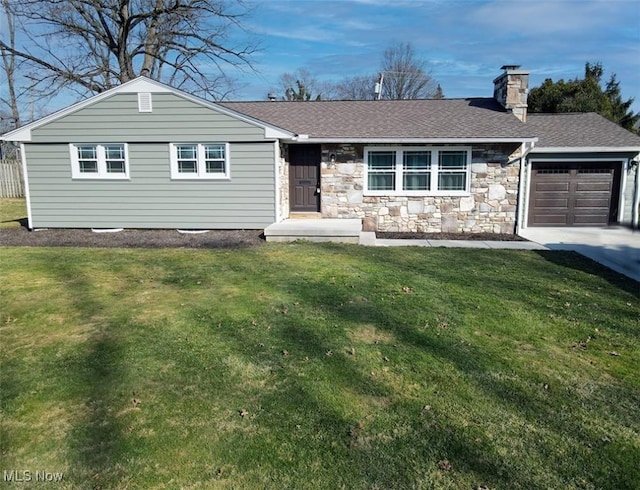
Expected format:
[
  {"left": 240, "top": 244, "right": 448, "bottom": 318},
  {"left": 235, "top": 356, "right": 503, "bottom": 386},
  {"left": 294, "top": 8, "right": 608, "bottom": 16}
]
[{"left": 138, "top": 92, "right": 153, "bottom": 112}]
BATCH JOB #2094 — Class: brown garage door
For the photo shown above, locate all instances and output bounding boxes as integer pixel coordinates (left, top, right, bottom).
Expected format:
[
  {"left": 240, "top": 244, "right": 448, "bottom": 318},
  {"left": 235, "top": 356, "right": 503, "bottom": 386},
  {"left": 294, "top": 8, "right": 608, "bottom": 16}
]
[{"left": 528, "top": 162, "right": 620, "bottom": 226}]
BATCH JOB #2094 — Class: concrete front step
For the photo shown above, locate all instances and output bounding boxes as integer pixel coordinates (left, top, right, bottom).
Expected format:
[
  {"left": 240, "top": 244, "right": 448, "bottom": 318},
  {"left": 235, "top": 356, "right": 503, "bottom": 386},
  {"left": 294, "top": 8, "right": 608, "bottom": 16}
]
[{"left": 264, "top": 218, "right": 362, "bottom": 243}]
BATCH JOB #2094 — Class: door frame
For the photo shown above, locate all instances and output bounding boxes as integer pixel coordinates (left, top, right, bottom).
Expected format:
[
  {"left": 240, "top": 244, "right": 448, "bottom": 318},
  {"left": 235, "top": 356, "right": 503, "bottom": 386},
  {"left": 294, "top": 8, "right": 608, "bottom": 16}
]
[{"left": 288, "top": 144, "right": 321, "bottom": 213}]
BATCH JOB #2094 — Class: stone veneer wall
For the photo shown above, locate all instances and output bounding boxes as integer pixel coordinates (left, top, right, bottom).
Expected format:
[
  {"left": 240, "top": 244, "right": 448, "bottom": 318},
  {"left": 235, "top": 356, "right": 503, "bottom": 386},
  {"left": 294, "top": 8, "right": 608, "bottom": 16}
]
[
  {"left": 320, "top": 143, "right": 522, "bottom": 234},
  {"left": 277, "top": 143, "right": 289, "bottom": 220}
]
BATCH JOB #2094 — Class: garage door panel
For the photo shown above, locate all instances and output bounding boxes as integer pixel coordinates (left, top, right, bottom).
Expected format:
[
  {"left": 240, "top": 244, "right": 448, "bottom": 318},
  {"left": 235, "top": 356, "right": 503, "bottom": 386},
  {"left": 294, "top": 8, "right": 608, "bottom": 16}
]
[
  {"left": 573, "top": 213, "right": 610, "bottom": 225},
  {"left": 574, "top": 198, "right": 610, "bottom": 208},
  {"left": 535, "top": 198, "right": 569, "bottom": 208},
  {"left": 534, "top": 214, "right": 569, "bottom": 225},
  {"left": 576, "top": 182, "right": 612, "bottom": 192},
  {"left": 528, "top": 162, "right": 617, "bottom": 227},
  {"left": 535, "top": 182, "right": 570, "bottom": 192}
]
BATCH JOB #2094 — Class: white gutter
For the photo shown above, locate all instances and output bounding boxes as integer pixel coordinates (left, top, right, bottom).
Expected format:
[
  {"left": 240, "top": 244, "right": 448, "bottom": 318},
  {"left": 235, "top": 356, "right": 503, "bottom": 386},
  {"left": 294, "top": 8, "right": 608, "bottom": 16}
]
[
  {"left": 286, "top": 137, "right": 538, "bottom": 144},
  {"left": 531, "top": 146, "right": 640, "bottom": 153},
  {"left": 19, "top": 143, "right": 33, "bottom": 230}
]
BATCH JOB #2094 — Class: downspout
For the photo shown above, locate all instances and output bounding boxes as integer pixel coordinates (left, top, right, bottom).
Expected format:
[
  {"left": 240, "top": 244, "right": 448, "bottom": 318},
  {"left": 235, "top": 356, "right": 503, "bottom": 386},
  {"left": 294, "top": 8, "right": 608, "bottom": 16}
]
[
  {"left": 274, "top": 141, "right": 281, "bottom": 223},
  {"left": 619, "top": 159, "right": 628, "bottom": 225},
  {"left": 19, "top": 143, "right": 33, "bottom": 230},
  {"left": 516, "top": 140, "right": 535, "bottom": 235},
  {"left": 634, "top": 152, "right": 640, "bottom": 229}
]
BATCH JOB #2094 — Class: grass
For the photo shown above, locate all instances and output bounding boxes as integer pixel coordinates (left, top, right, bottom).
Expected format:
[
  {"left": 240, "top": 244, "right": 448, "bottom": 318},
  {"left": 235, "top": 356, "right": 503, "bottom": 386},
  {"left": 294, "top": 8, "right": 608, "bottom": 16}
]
[
  {"left": 0, "top": 198, "right": 27, "bottom": 228},
  {"left": 1, "top": 242, "right": 639, "bottom": 489}
]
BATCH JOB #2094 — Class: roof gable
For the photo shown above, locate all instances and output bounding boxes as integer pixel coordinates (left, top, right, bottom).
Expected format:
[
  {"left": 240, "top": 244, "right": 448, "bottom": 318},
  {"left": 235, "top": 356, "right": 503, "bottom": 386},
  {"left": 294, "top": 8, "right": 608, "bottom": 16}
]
[{"left": 1, "top": 77, "right": 293, "bottom": 142}]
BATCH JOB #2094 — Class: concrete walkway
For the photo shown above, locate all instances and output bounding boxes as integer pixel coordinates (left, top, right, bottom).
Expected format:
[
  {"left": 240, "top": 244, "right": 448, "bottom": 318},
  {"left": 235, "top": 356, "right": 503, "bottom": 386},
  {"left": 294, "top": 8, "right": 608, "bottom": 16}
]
[{"left": 519, "top": 227, "right": 640, "bottom": 284}]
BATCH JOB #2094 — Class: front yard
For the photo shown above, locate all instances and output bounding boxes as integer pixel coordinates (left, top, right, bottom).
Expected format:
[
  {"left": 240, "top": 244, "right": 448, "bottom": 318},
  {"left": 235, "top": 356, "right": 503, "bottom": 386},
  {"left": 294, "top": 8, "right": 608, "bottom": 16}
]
[{"left": 1, "top": 239, "right": 639, "bottom": 488}]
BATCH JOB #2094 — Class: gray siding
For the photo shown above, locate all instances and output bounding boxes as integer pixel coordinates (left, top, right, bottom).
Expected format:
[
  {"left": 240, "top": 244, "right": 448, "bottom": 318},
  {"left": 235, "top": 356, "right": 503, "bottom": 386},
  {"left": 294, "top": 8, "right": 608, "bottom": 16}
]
[
  {"left": 25, "top": 142, "right": 276, "bottom": 229},
  {"left": 25, "top": 91, "right": 278, "bottom": 229},
  {"left": 30, "top": 93, "right": 266, "bottom": 143}
]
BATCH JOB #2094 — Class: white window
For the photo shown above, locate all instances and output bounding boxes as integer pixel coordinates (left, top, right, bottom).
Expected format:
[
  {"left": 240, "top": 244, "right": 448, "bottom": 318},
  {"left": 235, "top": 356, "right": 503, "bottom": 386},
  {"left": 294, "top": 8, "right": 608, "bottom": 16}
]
[
  {"left": 364, "top": 147, "right": 470, "bottom": 196},
  {"left": 70, "top": 143, "right": 129, "bottom": 179},
  {"left": 169, "top": 143, "right": 230, "bottom": 180}
]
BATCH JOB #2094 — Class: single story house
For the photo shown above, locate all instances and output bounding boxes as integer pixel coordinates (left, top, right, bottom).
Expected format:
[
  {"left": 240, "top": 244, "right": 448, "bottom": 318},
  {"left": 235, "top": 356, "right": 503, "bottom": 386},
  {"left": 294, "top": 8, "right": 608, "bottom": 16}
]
[{"left": 2, "top": 66, "right": 639, "bottom": 236}]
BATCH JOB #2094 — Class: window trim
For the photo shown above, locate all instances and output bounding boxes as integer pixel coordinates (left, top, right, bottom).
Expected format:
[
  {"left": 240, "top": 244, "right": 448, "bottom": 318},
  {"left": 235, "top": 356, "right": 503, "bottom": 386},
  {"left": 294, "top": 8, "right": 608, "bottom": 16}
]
[
  {"left": 69, "top": 143, "right": 130, "bottom": 180},
  {"left": 364, "top": 146, "right": 471, "bottom": 196},
  {"left": 169, "top": 143, "right": 230, "bottom": 180}
]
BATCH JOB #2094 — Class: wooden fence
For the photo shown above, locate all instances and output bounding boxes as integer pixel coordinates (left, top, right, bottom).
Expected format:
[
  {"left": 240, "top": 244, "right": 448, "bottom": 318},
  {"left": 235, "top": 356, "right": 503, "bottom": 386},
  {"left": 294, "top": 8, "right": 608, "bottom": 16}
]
[{"left": 0, "top": 159, "right": 24, "bottom": 198}]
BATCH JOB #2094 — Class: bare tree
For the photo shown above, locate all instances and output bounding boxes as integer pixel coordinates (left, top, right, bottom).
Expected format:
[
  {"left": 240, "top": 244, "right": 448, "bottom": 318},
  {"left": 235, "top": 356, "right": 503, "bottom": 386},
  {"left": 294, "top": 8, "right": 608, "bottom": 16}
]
[
  {"left": 379, "top": 42, "right": 437, "bottom": 99},
  {"left": 332, "top": 42, "right": 439, "bottom": 101},
  {"left": 277, "top": 69, "right": 334, "bottom": 101},
  {"left": 0, "top": 0, "right": 257, "bottom": 101},
  {"left": 335, "top": 75, "right": 376, "bottom": 100},
  {"left": 0, "top": 0, "right": 21, "bottom": 129}
]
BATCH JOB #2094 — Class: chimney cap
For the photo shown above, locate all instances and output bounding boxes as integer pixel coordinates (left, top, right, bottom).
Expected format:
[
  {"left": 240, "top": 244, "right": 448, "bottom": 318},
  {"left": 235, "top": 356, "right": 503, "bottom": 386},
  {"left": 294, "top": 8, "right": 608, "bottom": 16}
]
[
  {"left": 500, "top": 64, "right": 521, "bottom": 71},
  {"left": 267, "top": 92, "right": 277, "bottom": 101}
]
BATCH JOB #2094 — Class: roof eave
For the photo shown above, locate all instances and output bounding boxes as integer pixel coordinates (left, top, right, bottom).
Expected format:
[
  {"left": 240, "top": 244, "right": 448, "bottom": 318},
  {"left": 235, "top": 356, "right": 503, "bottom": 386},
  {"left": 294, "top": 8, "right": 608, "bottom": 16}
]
[
  {"left": 531, "top": 146, "right": 640, "bottom": 153},
  {"left": 1, "top": 127, "right": 31, "bottom": 141},
  {"left": 284, "top": 137, "right": 538, "bottom": 144}
]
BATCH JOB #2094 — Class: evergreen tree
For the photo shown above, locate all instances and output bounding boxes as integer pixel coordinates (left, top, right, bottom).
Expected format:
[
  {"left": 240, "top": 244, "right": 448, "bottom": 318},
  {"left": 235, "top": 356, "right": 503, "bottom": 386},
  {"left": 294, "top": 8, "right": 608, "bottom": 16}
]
[
  {"left": 284, "top": 80, "right": 321, "bottom": 101},
  {"left": 528, "top": 62, "right": 639, "bottom": 132}
]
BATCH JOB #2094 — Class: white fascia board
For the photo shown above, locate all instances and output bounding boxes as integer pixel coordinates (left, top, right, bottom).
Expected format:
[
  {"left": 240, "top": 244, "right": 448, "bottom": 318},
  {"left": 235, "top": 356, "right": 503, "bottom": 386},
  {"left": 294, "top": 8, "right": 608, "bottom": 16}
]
[
  {"left": 284, "top": 137, "right": 538, "bottom": 144},
  {"left": 1, "top": 126, "right": 31, "bottom": 142},
  {"left": 265, "top": 127, "right": 295, "bottom": 139},
  {"left": 531, "top": 146, "right": 640, "bottom": 153}
]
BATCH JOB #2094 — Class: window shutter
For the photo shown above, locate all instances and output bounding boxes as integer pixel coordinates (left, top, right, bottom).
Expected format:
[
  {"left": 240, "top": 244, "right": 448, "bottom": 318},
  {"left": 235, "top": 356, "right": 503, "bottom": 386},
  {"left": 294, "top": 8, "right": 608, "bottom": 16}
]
[{"left": 138, "top": 93, "right": 152, "bottom": 112}]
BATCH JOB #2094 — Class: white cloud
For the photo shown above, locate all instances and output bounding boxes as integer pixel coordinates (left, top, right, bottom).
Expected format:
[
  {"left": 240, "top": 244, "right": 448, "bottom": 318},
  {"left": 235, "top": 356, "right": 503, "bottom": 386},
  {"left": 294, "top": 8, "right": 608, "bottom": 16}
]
[{"left": 468, "top": 0, "right": 619, "bottom": 35}]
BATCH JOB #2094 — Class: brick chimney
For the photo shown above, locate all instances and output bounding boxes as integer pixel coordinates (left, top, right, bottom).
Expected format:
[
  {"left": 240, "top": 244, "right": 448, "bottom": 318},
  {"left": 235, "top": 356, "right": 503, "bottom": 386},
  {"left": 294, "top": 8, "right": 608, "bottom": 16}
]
[{"left": 493, "top": 65, "right": 529, "bottom": 122}]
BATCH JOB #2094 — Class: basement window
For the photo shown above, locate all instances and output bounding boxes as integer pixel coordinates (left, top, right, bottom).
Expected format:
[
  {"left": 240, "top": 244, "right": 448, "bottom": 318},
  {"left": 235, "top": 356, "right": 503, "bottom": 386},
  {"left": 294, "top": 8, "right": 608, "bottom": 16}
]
[{"left": 70, "top": 143, "right": 129, "bottom": 179}]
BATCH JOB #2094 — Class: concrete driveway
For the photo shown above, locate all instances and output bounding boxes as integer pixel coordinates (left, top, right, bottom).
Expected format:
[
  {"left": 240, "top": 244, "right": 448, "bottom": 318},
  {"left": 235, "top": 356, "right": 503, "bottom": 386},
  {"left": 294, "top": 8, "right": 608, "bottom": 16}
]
[{"left": 519, "top": 227, "right": 640, "bottom": 284}]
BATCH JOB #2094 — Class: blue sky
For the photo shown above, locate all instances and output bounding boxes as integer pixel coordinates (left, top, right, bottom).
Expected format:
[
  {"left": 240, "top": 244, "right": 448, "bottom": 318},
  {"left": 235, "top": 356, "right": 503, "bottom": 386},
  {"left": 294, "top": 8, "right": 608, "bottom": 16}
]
[
  {"left": 1, "top": 0, "right": 639, "bottom": 118},
  {"left": 236, "top": 0, "right": 640, "bottom": 111}
]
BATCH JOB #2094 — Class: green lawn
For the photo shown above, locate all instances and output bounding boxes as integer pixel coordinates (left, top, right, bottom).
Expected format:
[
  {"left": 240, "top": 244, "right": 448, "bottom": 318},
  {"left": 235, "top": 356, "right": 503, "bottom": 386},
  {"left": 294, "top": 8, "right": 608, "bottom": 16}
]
[
  {"left": 1, "top": 242, "right": 639, "bottom": 489},
  {"left": 0, "top": 198, "right": 27, "bottom": 228}
]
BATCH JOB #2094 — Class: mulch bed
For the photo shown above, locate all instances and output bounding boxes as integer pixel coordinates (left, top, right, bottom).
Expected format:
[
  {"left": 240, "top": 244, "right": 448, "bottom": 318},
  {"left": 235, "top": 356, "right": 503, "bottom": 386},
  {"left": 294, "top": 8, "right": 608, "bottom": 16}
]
[
  {"left": 1, "top": 227, "right": 527, "bottom": 249},
  {"left": 0, "top": 228, "right": 265, "bottom": 249},
  {"left": 376, "top": 232, "right": 526, "bottom": 241}
]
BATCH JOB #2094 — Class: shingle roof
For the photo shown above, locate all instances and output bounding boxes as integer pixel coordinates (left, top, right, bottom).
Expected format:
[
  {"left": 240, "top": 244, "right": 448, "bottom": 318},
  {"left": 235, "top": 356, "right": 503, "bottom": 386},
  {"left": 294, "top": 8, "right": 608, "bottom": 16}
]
[
  {"left": 527, "top": 112, "right": 640, "bottom": 149},
  {"left": 220, "top": 98, "right": 536, "bottom": 140}
]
